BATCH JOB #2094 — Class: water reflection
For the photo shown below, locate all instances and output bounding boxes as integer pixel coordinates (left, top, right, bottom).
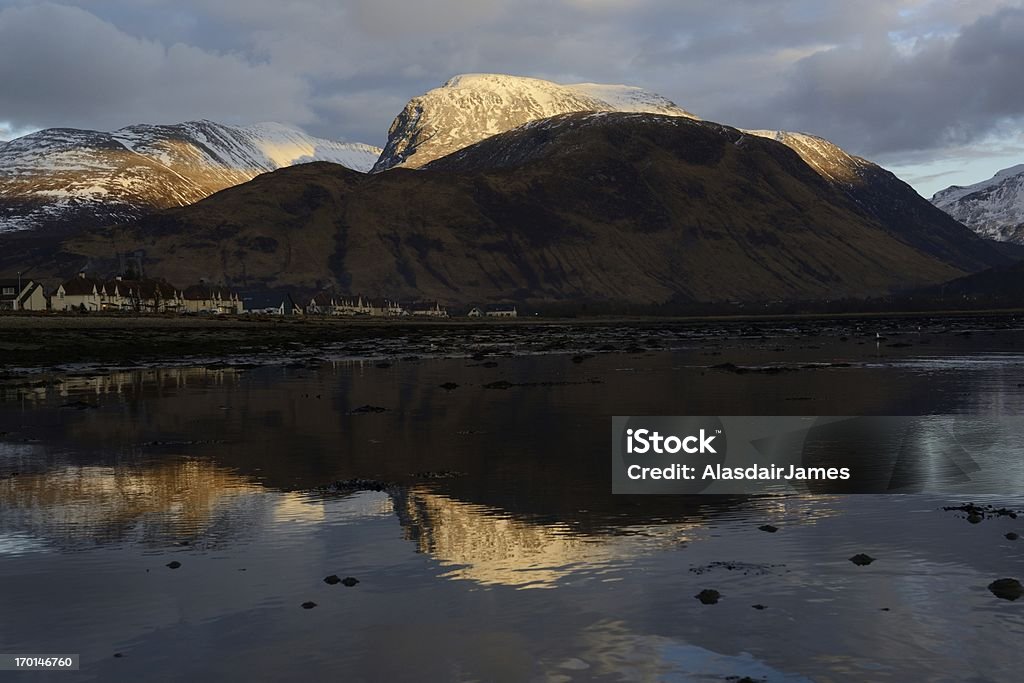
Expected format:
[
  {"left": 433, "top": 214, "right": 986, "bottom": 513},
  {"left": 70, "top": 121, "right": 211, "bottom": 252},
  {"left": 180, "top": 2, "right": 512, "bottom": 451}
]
[
  {"left": 393, "top": 487, "right": 699, "bottom": 589},
  {"left": 0, "top": 455, "right": 259, "bottom": 550},
  {"left": 1, "top": 330, "right": 1023, "bottom": 681}
]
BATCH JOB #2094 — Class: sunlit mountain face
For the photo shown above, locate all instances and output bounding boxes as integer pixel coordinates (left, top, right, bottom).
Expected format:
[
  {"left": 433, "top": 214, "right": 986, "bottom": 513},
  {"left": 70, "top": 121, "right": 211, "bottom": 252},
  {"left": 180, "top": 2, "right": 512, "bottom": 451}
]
[{"left": 0, "top": 120, "right": 381, "bottom": 235}]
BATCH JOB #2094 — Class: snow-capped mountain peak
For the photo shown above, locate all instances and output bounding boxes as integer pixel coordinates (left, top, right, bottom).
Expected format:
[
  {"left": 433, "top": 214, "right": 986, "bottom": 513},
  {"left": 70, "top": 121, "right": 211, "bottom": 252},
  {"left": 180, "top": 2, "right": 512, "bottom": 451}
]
[
  {"left": 0, "top": 120, "right": 381, "bottom": 234},
  {"left": 931, "top": 164, "right": 1024, "bottom": 243},
  {"left": 372, "top": 73, "right": 697, "bottom": 172}
]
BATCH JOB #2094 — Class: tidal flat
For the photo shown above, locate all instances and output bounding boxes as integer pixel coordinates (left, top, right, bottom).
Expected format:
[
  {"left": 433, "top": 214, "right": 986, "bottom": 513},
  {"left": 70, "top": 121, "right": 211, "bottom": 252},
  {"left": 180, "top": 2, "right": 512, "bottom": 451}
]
[{"left": 1, "top": 313, "right": 1023, "bottom": 681}]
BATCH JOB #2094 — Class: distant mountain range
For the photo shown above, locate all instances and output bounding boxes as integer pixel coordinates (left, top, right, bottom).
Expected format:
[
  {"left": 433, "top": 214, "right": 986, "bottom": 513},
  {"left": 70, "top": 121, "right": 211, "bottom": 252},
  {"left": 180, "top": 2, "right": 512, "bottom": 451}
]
[
  {"left": 45, "top": 110, "right": 1005, "bottom": 308},
  {"left": 0, "top": 73, "right": 1013, "bottom": 307},
  {"left": 931, "top": 164, "right": 1024, "bottom": 243},
  {"left": 0, "top": 120, "right": 381, "bottom": 235}
]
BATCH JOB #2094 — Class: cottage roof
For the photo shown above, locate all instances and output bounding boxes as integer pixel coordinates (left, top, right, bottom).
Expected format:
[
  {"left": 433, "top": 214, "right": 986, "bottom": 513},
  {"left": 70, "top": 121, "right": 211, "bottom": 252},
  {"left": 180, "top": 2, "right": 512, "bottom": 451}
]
[
  {"left": 410, "top": 301, "right": 443, "bottom": 311},
  {"left": 60, "top": 275, "right": 106, "bottom": 296},
  {"left": 182, "top": 284, "right": 236, "bottom": 300},
  {"left": 110, "top": 279, "right": 178, "bottom": 299},
  {"left": 486, "top": 304, "right": 517, "bottom": 312},
  {"left": 310, "top": 290, "right": 336, "bottom": 306}
]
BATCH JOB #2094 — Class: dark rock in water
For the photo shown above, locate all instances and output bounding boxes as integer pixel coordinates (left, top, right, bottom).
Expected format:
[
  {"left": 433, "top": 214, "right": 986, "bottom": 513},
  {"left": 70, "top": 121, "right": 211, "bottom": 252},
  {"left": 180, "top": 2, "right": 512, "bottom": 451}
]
[
  {"left": 439, "top": 382, "right": 459, "bottom": 390},
  {"left": 849, "top": 553, "right": 875, "bottom": 566},
  {"left": 341, "top": 577, "right": 359, "bottom": 587},
  {"left": 695, "top": 589, "right": 720, "bottom": 605},
  {"left": 481, "top": 361, "right": 499, "bottom": 368},
  {"left": 571, "top": 354, "right": 595, "bottom": 364},
  {"left": 758, "top": 524, "right": 779, "bottom": 533},
  {"left": 483, "top": 380, "right": 514, "bottom": 390},
  {"left": 470, "top": 353, "right": 486, "bottom": 361},
  {"left": 988, "top": 578, "right": 1023, "bottom": 601},
  {"left": 301, "top": 601, "right": 317, "bottom": 609},
  {"left": 401, "top": 355, "right": 420, "bottom": 362},
  {"left": 375, "top": 362, "right": 392, "bottom": 369},
  {"left": 751, "top": 604, "right": 767, "bottom": 610},
  {"left": 349, "top": 404, "right": 388, "bottom": 414},
  {"left": 324, "top": 574, "right": 341, "bottom": 585},
  {"left": 690, "top": 561, "right": 783, "bottom": 577},
  {"left": 60, "top": 400, "right": 96, "bottom": 410},
  {"left": 712, "top": 362, "right": 744, "bottom": 374},
  {"left": 1006, "top": 532, "right": 1020, "bottom": 541},
  {"left": 880, "top": 607, "right": 891, "bottom": 611},
  {"left": 412, "top": 470, "right": 464, "bottom": 479},
  {"left": 943, "top": 503, "right": 1021, "bottom": 521},
  {"left": 318, "top": 478, "right": 392, "bottom": 493},
  {"left": 166, "top": 561, "right": 181, "bottom": 569},
  {"left": 113, "top": 653, "right": 124, "bottom": 658}
]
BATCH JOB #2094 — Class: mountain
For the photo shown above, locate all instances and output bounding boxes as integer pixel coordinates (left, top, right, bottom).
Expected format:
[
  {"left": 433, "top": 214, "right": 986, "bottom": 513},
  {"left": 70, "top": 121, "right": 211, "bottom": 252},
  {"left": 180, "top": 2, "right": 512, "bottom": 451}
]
[
  {"left": 0, "top": 120, "right": 381, "bottom": 235},
  {"left": 371, "top": 73, "right": 696, "bottom": 172},
  {"left": 931, "top": 164, "right": 1024, "bottom": 243},
  {"left": 42, "top": 112, "right": 1005, "bottom": 308},
  {"left": 744, "top": 130, "right": 999, "bottom": 268}
]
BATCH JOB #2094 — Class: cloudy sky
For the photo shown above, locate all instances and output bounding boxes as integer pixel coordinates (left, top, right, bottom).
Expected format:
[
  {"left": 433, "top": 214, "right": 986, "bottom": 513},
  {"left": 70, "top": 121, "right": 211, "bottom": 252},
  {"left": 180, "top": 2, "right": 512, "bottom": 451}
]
[{"left": 1, "top": 0, "right": 1023, "bottom": 196}]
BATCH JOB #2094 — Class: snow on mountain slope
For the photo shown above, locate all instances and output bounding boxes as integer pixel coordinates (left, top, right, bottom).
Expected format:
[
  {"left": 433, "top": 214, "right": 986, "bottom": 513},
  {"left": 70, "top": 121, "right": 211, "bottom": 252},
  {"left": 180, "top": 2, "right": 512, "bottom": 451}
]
[
  {"left": 931, "top": 165, "right": 1024, "bottom": 243},
  {"left": 743, "top": 130, "right": 875, "bottom": 185},
  {"left": 371, "top": 73, "right": 697, "bottom": 172},
  {"left": 0, "top": 121, "right": 380, "bottom": 234}
]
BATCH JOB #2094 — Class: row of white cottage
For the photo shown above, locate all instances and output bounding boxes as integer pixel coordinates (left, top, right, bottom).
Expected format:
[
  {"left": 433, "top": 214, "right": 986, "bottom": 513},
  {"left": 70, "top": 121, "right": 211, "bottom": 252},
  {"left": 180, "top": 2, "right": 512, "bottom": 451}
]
[
  {"left": 4, "top": 272, "right": 519, "bottom": 318},
  {"left": 12, "top": 272, "right": 516, "bottom": 317},
  {"left": 53, "top": 273, "right": 243, "bottom": 313}
]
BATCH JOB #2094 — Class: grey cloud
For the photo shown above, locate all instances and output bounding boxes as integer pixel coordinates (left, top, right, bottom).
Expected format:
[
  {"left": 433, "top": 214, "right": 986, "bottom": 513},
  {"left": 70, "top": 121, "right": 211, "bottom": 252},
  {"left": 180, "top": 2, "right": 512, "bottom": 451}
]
[
  {"left": 736, "top": 5, "right": 1024, "bottom": 157},
  {"left": 0, "top": 3, "right": 312, "bottom": 133},
  {"left": 1, "top": 0, "right": 1022, "bottom": 166}
]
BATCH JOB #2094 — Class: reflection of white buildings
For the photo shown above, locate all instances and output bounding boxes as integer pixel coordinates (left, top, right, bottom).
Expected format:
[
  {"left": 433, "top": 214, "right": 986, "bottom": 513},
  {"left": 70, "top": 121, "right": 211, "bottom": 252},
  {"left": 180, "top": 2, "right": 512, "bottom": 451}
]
[{"left": 7, "top": 367, "right": 243, "bottom": 404}]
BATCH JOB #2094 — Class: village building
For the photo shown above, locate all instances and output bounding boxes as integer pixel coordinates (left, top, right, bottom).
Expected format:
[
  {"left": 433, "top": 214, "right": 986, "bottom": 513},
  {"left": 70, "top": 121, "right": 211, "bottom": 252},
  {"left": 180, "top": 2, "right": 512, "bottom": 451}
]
[
  {"left": 305, "top": 291, "right": 368, "bottom": 315},
  {"left": 306, "top": 291, "right": 405, "bottom": 317},
  {"left": 53, "top": 273, "right": 113, "bottom": 311},
  {"left": 182, "top": 284, "right": 244, "bottom": 314},
  {"left": 368, "top": 297, "right": 404, "bottom": 317},
  {"left": 246, "top": 293, "right": 302, "bottom": 315},
  {"left": 466, "top": 306, "right": 484, "bottom": 317},
  {"left": 409, "top": 301, "right": 449, "bottom": 318},
  {"left": 54, "top": 272, "right": 184, "bottom": 312},
  {"left": 305, "top": 290, "right": 338, "bottom": 315},
  {"left": 485, "top": 304, "right": 518, "bottom": 318},
  {"left": 108, "top": 277, "right": 184, "bottom": 313},
  {"left": 0, "top": 279, "right": 47, "bottom": 311}
]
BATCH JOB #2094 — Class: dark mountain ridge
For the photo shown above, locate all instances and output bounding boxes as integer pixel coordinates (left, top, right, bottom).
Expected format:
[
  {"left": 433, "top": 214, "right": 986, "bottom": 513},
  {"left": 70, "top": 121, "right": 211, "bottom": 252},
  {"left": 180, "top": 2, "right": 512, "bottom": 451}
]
[{"left": 14, "top": 112, "right": 1010, "bottom": 308}]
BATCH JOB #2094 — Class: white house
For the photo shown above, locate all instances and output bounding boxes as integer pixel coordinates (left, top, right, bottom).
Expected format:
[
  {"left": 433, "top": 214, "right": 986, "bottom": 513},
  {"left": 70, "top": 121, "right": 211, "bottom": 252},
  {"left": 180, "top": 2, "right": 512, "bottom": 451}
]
[
  {"left": 53, "top": 273, "right": 110, "bottom": 311},
  {"left": 54, "top": 273, "right": 184, "bottom": 312},
  {"left": 0, "top": 279, "right": 47, "bottom": 311},
  {"left": 410, "top": 301, "right": 449, "bottom": 318},
  {"left": 182, "top": 284, "right": 244, "bottom": 314},
  {"left": 485, "top": 304, "right": 517, "bottom": 318}
]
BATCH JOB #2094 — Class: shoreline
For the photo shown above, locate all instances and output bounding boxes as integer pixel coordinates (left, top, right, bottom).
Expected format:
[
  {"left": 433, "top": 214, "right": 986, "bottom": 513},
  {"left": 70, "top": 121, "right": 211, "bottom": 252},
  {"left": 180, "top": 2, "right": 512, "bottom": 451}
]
[{"left": 2, "top": 309, "right": 1022, "bottom": 376}]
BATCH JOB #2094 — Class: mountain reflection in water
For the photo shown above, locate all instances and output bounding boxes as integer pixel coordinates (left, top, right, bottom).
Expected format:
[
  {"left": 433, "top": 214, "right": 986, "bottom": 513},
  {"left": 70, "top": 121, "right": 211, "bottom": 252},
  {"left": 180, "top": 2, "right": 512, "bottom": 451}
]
[{"left": 1, "top": 326, "right": 1023, "bottom": 682}]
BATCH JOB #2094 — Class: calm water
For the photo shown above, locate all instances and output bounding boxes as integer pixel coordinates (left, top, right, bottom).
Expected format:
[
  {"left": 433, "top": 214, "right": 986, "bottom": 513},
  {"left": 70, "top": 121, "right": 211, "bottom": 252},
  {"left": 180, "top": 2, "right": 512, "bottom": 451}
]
[{"left": 1, "top": 321, "right": 1023, "bottom": 682}]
